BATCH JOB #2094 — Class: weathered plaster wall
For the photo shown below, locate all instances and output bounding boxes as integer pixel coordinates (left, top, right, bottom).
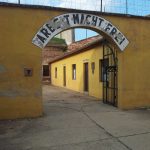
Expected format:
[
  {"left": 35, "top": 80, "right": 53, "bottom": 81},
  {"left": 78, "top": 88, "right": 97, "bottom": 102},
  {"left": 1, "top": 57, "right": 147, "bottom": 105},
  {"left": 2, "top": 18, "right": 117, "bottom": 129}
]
[
  {"left": 0, "top": 4, "right": 150, "bottom": 120},
  {"left": 116, "top": 18, "right": 150, "bottom": 109},
  {"left": 0, "top": 6, "right": 45, "bottom": 119}
]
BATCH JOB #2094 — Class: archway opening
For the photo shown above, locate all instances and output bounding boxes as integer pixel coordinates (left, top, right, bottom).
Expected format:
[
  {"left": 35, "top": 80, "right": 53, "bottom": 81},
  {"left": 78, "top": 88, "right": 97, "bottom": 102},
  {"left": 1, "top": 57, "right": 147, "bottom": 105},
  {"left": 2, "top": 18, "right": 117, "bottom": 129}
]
[
  {"left": 41, "top": 27, "right": 118, "bottom": 107},
  {"left": 33, "top": 13, "right": 129, "bottom": 108}
]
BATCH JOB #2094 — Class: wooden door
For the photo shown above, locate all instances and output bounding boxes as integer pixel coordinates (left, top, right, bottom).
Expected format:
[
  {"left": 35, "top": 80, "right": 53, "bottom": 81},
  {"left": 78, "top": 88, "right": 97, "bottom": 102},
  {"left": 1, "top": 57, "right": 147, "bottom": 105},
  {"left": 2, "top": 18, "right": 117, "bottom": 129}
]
[
  {"left": 63, "top": 66, "right": 66, "bottom": 86},
  {"left": 84, "top": 63, "right": 89, "bottom": 92}
]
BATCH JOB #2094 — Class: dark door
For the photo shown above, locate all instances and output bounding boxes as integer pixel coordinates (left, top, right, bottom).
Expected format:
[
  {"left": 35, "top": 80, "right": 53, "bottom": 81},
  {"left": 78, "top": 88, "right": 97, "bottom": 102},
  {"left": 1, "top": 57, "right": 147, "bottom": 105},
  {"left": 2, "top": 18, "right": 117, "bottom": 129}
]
[
  {"left": 63, "top": 66, "right": 66, "bottom": 86},
  {"left": 84, "top": 63, "right": 89, "bottom": 92},
  {"left": 103, "top": 42, "right": 118, "bottom": 106},
  {"left": 43, "top": 65, "right": 49, "bottom": 76}
]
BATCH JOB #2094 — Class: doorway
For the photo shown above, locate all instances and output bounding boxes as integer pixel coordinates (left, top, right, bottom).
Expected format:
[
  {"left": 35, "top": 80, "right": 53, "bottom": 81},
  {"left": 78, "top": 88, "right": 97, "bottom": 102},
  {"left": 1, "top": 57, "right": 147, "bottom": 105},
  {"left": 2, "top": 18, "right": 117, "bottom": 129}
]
[
  {"left": 102, "top": 42, "right": 118, "bottom": 106},
  {"left": 43, "top": 65, "right": 49, "bottom": 76},
  {"left": 63, "top": 66, "right": 66, "bottom": 86},
  {"left": 84, "top": 63, "right": 89, "bottom": 92}
]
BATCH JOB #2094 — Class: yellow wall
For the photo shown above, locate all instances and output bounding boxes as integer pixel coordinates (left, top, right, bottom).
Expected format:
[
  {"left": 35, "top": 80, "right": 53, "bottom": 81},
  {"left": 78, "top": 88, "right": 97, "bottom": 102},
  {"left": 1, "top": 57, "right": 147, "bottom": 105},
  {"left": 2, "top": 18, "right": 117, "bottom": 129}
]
[
  {"left": 0, "top": 6, "right": 44, "bottom": 119},
  {"left": 51, "top": 45, "right": 103, "bottom": 99},
  {"left": 0, "top": 4, "right": 150, "bottom": 120},
  {"left": 96, "top": 16, "right": 150, "bottom": 109},
  {"left": 112, "top": 18, "right": 150, "bottom": 109}
]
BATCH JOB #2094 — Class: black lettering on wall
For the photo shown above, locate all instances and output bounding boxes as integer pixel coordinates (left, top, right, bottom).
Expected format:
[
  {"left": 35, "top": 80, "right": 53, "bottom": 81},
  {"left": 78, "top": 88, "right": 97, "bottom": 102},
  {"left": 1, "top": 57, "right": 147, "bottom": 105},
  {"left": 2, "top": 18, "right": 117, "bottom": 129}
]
[
  {"left": 114, "top": 32, "right": 125, "bottom": 45},
  {"left": 105, "top": 23, "right": 113, "bottom": 32},
  {"left": 53, "top": 18, "right": 60, "bottom": 29},
  {"left": 85, "top": 15, "right": 91, "bottom": 25},
  {"left": 40, "top": 28, "right": 51, "bottom": 38},
  {"left": 73, "top": 14, "right": 79, "bottom": 24},
  {"left": 114, "top": 36, "right": 119, "bottom": 42},
  {"left": 37, "top": 34, "right": 46, "bottom": 43},
  {"left": 98, "top": 18, "right": 104, "bottom": 27},
  {"left": 64, "top": 15, "right": 70, "bottom": 25},
  {"left": 119, "top": 38, "right": 125, "bottom": 45},
  {"left": 80, "top": 14, "right": 85, "bottom": 24},
  {"left": 110, "top": 27, "right": 117, "bottom": 36},
  {"left": 46, "top": 24, "right": 55, "bottom": 33},
  {"left": 91, "top": 16, "right": 98, "bottom": 26}
]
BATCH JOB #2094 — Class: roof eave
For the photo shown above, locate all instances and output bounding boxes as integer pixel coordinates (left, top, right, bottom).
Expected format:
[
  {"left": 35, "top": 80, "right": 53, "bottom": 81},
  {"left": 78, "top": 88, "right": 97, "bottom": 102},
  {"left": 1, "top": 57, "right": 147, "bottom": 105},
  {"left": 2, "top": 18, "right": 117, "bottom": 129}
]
[{"left": 48, "top": 37, "right": 104, "bottom": 64}]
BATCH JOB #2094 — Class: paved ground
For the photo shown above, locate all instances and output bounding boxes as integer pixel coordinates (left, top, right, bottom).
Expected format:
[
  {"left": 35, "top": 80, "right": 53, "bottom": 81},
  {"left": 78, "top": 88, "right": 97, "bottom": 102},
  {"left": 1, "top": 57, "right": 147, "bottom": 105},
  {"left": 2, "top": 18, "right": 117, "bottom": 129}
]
[{"left": 0, "top": 85, "right": 150, "bottom": 150}]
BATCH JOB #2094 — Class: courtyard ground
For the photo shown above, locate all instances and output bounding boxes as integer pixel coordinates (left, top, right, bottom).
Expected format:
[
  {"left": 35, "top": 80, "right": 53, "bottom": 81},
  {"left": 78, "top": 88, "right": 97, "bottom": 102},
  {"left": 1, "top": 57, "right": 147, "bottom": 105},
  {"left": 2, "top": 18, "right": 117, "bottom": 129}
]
[{"left": 0, "top": 85, "right": 150, "bottom": 150}]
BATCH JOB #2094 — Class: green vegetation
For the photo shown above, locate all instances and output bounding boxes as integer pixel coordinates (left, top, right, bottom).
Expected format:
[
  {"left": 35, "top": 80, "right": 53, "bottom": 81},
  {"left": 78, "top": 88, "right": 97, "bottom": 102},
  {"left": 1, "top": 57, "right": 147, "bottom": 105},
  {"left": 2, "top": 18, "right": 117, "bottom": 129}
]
[
  {"left": 50, "top": 37, "right": 67, "bottom": 45},
  {"left": 48, "top": 37, "right": 67, "bottom": 52}
]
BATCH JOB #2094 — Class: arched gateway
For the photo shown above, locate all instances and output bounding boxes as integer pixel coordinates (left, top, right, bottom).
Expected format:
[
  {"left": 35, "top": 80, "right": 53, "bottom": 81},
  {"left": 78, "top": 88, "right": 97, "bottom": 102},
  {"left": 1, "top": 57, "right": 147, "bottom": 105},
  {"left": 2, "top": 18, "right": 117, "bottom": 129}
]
[
  {"left": 32, "top": 13, "right": 129, "bottom": 51},
  {"left": 32, "top": 13, "right": 129, "bottom": 107}
]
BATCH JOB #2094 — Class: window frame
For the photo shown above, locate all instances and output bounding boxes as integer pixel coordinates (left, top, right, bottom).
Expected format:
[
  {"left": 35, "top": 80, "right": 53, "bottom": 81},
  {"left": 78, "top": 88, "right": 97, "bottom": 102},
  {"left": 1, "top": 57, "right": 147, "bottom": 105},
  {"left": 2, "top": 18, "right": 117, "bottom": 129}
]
[
  {"left": 55, "top": 67, "right": 57, "bottom": 78},
  {"left": 72, "top": 64, "right": 76, "bottom": 80}
]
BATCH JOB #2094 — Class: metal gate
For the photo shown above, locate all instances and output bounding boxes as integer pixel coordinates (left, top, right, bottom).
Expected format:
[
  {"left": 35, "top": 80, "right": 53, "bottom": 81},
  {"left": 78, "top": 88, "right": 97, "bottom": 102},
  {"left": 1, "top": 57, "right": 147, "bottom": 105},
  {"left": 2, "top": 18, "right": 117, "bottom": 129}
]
[{"left": 102, "top": 41, "right": 118, "bottom": 106}]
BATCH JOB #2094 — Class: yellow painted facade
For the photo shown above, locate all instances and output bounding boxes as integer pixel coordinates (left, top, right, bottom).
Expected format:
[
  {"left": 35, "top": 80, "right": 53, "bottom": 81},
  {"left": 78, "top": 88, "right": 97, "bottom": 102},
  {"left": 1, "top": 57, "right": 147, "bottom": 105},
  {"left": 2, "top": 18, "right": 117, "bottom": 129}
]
[
  {"left": 0, "top": 6, "right": 44, "bottom": 119},
  {"left": 0, "top": 4, "right": 150, "bottom": 119},
  {"left": 51, "top": 45, "right": 103, "bottom": 99}
]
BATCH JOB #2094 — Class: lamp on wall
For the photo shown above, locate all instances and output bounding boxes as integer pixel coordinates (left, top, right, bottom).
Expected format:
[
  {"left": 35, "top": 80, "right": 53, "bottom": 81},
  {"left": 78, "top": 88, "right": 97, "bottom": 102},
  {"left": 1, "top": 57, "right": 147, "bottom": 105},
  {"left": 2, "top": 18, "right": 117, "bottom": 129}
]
[{"left": 91, "top": 62, "right": 95, "bottom": 74}]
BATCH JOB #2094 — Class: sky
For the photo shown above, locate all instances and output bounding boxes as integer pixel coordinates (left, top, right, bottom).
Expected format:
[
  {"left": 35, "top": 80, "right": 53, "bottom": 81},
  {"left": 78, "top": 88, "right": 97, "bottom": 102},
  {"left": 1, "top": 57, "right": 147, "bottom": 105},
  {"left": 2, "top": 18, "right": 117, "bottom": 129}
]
[
  {"left": 0, "top": 0, "right": 150, "bottom": 41},
  {"left": 1, "top": 0, "right": 150, "bottom": 16}
]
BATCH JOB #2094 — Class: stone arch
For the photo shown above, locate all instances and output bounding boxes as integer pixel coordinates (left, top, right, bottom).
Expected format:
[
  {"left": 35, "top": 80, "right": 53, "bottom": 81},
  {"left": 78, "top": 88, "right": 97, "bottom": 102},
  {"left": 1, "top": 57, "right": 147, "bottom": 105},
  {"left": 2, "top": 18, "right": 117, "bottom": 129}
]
[{"left": 32, "top": 13, "right": 129, "bottom": 51}]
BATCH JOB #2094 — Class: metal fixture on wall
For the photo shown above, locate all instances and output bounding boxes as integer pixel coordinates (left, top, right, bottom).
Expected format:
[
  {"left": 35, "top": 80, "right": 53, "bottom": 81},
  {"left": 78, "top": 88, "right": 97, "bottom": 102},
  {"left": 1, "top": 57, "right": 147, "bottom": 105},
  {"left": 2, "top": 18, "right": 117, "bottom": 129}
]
[{"left": 24, "top": 68, "right": 33, "bottom": 77}]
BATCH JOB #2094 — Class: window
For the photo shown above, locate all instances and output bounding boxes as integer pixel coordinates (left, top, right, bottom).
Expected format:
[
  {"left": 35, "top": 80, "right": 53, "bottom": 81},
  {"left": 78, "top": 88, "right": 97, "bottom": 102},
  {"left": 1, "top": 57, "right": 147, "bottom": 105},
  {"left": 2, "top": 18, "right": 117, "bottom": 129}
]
[
  {"left": 99, "top": 59, "right": 109, "bottom": 82},
  {"left": 43, "top": 65, "right": 49, "bottom": 76},
  {"left": 72, "top": 64, "right": 76, "bottom": 80},
  {"left": 55, "top": 67, "right": 57, "bottom": 78}
]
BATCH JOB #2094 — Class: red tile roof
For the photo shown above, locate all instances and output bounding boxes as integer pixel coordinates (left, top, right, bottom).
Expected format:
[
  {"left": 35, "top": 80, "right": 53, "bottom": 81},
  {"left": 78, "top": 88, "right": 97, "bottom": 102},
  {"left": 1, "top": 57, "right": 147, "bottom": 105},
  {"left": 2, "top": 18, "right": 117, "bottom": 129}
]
[
  {"left": 67, "top": 35, "right": 102, "bottom": 52},
  {"left": 49, "top": 35, "right": 104, "bottom": 64}
]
